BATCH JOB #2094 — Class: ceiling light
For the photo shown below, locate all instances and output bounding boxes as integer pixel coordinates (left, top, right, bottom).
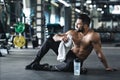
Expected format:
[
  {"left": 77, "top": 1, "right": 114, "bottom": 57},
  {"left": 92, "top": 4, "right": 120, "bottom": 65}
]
[
  {"left": 75, "top": 8, "right": 81, "bottom": 13},
  {"left": 97, "top": 8, "right": 102, "bottom": 11},
  {"left": 51, "top": 1, "right": 59, "bottom": 7},
  {"left": 86, "top": 0, "right": 91, "bottom": 4},
  {"left": 0, "top": 0, "right": 4, "bottom": 2},
  {"left": 104, "top": 5, "right": 107, "bottom": 8},
  {"left": 89, "top": 5, "right": 93, "bottom": 8},
  {"left": 58, "top": 0, "right": 70, "bottom": 7},
  {"left": 45, "top": 0, "right": 48, "bottom": 1},
  {"left": 93, "top": 4, "right": 96, "bottom": 8},
  {"left": 110, "top": 0, "right": 118, "bottom": 1},
  {"left": 101, "top": 11, "right": 104, "bottom": 14}
]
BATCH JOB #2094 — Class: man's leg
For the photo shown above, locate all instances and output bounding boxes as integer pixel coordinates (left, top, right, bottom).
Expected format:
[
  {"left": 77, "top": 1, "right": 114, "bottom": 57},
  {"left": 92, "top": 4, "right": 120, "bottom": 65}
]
[
  {"left": 63, "top": 50, "right": 87, "bottom": 74},
  {"left": 49, "top": 50, "right": 77, "bottom": 72},
  {"left": 25, "top": 35, "right": 60, "bottom": 70},
  {"left": 26, "top": 49, "right": 76, "bottom": 71},
  {"left": 49, "top": 50, "right": 87, "bottom": 74},
  {"left": 33, "top": 36, "right": 60, "bottom": 63}
]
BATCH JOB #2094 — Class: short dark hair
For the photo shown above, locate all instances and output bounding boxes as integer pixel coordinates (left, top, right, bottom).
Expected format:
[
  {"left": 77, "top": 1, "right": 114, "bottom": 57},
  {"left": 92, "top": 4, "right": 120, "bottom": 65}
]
[{"left": 77, "top": 14, "right": 90, "bottom": 26}]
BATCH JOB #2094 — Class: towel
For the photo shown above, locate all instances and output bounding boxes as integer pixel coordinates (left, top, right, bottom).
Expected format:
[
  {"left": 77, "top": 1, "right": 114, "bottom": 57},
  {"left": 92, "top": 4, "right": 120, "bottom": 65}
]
[{"left": 57, "top": 35, "right": 73, "bottom": 62}]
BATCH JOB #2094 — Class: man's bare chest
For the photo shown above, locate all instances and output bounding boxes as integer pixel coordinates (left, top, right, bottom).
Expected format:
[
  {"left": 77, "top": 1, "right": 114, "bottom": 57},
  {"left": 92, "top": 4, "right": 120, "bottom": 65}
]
[{"left": 72, "top": 33, "right": 92, "bottom": 46}]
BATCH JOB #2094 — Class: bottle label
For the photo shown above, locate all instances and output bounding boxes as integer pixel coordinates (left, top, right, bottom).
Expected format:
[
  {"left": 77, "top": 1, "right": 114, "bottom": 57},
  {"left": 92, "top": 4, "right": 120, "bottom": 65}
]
[{"left": 74, "top": 60, "right": 81, "bottom": 75}]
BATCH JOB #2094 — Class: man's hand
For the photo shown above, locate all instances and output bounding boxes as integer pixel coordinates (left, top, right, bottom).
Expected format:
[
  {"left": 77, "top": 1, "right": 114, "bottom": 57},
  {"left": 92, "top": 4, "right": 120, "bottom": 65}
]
[{"left": 62, "top": 35, "right": 69, "bottom": 42}]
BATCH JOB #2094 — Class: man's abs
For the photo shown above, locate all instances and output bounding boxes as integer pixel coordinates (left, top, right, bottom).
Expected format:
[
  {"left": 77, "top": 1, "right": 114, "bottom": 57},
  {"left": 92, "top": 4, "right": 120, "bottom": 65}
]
[{"left": 71, "top": 47, "right": 91, "bottom": 61}]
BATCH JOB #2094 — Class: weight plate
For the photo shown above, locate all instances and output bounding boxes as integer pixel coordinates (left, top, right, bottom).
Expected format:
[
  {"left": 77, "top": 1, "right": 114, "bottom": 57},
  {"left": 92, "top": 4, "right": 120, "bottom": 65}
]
[
  {"left": 15, "top": 22, "right": 25, "bottom": 33},
  {"left": 13, "top": 36, "right": 26, "bottom": 47}
]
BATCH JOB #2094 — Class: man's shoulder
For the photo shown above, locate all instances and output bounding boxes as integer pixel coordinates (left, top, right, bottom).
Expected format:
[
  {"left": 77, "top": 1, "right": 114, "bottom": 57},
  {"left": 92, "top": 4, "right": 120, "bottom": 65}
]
[
  {"left": 66, "top": 29, "right": 76, "bottom": 35},
  {"left": 88, "top": 29, "right": 100, "bottom": 38},
  {"left": 90, "top": 29, "right": 99, "bottom": 34},
  {"left": 69, "top": 28, "right": 75, "bottom": 31},
  {"left": 90, "top": 31, "right": 101, "bottom": 41},
  {"left": 67, "top": 29, "right": 76, "bottom": 32}
]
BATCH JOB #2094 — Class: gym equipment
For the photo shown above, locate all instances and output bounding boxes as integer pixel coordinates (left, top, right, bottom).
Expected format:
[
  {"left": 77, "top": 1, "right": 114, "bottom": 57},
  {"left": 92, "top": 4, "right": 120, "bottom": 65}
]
[
  {"left": 0, "top": 20, "right": 9, "bottom": 56},
  {"left": 13, "top": 35, "right": 26, "bottom": 47},
  {"left": 15, "top": 22, "right": 25, "bottom": 33},
  {"left": 47, "top": 24, "right": 63, "bottom": 35}
]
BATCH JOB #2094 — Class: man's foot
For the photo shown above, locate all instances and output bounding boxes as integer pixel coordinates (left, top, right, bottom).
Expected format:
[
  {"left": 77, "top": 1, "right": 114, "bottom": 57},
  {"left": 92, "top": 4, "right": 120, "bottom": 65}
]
[
  {"left": 25, "top": 62, "right": 50, "bottom": 70},
  {"left": 25, "top": 62, "right": 40, "bottom": 70},
  {"left": 106, "top": 68, "right": 118, "bottom": 72}
]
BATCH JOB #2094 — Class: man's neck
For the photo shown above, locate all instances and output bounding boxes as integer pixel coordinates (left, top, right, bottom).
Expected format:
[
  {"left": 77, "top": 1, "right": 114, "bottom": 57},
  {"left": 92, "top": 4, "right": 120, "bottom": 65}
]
[{"left": 83, "top": 28, "right": 90, "bottom": 35}]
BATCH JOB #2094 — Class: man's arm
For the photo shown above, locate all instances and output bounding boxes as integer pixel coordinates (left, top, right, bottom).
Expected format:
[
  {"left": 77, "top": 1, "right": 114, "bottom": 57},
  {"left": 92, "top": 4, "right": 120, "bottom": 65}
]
[
  {"left": 53, "top": 33, "right": 67, "bottom": 41},
  {"left": 91, "top": 32, "right": 115, "bottom": 71},
  {"left": 53, "top": 30, "right": 72, "bottom": 42}
]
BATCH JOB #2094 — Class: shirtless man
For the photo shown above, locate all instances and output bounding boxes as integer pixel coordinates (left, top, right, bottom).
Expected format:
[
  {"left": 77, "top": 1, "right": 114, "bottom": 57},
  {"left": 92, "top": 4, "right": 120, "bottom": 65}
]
[{"left": 26, "top": 14, "right": 115, "bottom": 73}]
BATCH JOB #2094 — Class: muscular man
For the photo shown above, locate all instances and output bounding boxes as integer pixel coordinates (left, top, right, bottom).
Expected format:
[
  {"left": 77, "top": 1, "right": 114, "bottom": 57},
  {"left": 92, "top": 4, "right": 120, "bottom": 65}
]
[{"left": 25, "top": 14, "right": 115, "bottom": 73}]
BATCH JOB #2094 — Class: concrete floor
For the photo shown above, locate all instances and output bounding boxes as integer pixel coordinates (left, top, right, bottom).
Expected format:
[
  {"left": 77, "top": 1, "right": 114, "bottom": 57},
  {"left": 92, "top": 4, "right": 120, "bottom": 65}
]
[{"left": 0, "top": 46, "right": 120, "bottom": 80}]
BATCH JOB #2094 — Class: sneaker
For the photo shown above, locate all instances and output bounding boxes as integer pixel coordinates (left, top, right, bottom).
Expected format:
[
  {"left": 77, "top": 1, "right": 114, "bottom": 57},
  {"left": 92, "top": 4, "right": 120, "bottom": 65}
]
[
  {"left": 25, "top": 62, "right": 40, "bottom": 70},
  {"left": 25, "top": 64, "right": 32, "bottom": 70},
  {"left": 25, "top": 63, "right": 49, "bottom": 70}
]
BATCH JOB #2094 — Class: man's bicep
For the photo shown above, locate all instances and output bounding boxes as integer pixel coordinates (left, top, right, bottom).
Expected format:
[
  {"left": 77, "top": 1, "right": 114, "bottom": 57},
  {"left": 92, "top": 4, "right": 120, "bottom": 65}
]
[
  {"left": 92, "top": 33, "right": 102, "bottom": 53},
  {"left": 92, "top": 40, "right": 101, "bottom": 51}
]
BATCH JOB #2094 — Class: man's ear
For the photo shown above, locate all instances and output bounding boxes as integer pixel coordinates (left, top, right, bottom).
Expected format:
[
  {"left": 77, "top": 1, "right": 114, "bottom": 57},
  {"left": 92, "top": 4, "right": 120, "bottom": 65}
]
[
  {"left": 75, "top": 26, "right": 78, "bottom": 30},
  {"left": 75, "top": 22, "right": 78, "bottom": 30}
]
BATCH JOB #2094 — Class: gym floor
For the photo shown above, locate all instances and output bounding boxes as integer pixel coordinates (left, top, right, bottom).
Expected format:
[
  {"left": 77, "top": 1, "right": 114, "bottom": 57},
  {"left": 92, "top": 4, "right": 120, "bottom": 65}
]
[{"left": 0, "top": 44, "right": 120, "bottom": 80}]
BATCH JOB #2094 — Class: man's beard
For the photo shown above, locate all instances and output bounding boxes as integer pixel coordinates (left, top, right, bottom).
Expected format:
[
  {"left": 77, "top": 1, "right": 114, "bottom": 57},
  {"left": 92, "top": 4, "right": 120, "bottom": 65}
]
[{"left": 76, "top": 27, "right": 84, "bottom": 32}]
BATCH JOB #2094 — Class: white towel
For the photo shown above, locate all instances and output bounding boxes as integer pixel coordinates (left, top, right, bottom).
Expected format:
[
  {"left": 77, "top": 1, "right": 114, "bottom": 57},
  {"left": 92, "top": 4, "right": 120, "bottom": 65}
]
[{"left": 57, "top": 35, "right": 73, "bottom": 62}]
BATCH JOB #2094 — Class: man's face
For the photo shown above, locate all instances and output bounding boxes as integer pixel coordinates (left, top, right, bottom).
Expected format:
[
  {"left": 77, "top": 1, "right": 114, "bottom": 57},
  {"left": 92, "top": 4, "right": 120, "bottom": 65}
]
[{"left": 75, "top": 19, "right": 84, "bottom": 32}]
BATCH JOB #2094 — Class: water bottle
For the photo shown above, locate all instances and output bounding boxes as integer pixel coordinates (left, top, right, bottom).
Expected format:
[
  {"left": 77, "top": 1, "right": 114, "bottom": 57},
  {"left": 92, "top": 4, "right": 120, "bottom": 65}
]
[{"left": 74, "top": 58, "right": 81, "bottom": 76}]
